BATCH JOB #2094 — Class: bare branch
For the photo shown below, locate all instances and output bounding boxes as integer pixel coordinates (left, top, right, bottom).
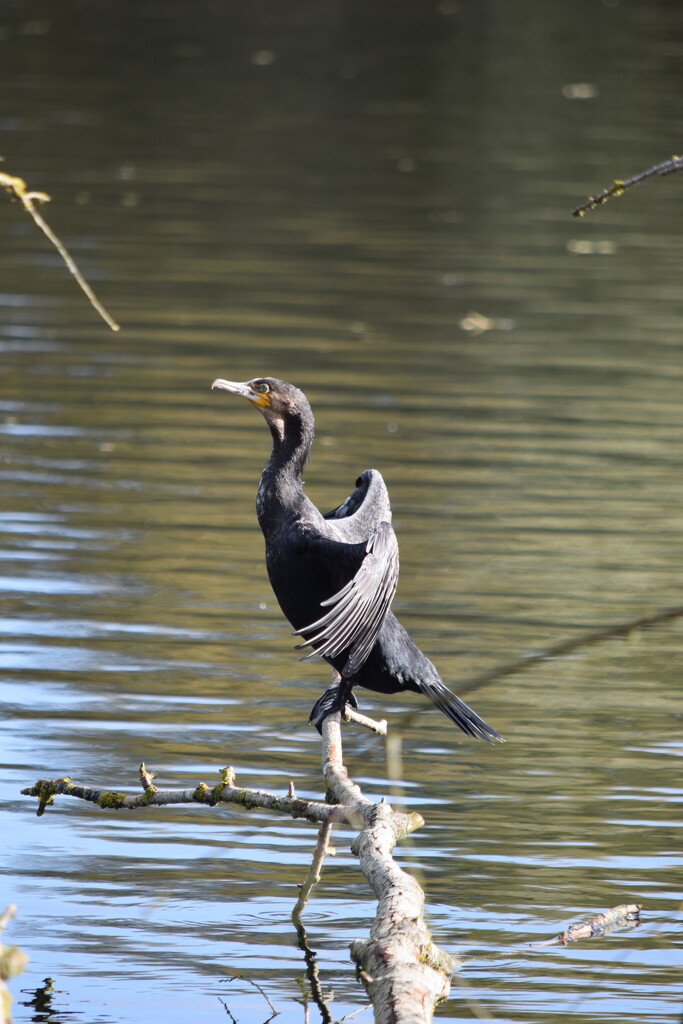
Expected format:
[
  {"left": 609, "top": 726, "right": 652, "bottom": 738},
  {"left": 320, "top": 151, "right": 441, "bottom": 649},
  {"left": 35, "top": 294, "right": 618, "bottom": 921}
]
[
  {"left": 22, "top": 716, "right": 454, "bottom": 1021},
  {"left": 0, "top": 169, "right": 120, "bottom": 331},
  {"left": 573, "top": 154, "right": 683, "bottom": 218},
  {"left": 319, "top": 713, "right": 452, "bottom": 1023},
  {"left": 343, "top": 705, "right": 387, "bottom": 735},
  {"left": 293, "top": 819, "right": 335, "bottom": 924},
  {"left": 21, "top": 767, "right": 341, "bottom": 823}
]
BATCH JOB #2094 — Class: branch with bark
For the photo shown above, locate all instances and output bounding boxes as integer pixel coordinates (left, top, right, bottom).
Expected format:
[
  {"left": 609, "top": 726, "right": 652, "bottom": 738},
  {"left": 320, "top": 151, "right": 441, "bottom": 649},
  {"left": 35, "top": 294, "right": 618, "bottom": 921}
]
[{"left": 22, "top": 709, "right": 453, "bottom": 1023}]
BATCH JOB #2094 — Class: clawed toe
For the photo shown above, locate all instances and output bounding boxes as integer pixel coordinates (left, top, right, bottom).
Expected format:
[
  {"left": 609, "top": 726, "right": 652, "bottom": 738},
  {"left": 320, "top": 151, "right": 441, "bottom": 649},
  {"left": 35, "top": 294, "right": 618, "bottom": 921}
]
[{"left": 309, "top": 685, "right": 359, "bottom": 734}]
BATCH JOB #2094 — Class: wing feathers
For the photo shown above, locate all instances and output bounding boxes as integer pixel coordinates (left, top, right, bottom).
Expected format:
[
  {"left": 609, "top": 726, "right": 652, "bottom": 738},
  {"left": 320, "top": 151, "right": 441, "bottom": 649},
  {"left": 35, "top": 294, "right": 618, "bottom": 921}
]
[{"left": 294, "top": 521, "right": 399, "bottom": 676}]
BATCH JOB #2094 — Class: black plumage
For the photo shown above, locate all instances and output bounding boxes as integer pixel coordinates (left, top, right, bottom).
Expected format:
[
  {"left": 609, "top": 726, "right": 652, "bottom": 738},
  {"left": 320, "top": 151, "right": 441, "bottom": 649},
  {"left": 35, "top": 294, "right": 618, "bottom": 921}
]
[{"left": 212, "top": 375, "right": 502, "bottom": 742}]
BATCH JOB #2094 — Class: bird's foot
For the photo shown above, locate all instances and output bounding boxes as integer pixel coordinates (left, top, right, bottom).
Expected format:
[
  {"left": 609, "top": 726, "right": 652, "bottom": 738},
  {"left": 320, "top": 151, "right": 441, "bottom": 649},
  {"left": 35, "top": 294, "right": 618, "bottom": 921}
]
[{"left": 309, "top": 682, "right": 358, "bottom": 734}]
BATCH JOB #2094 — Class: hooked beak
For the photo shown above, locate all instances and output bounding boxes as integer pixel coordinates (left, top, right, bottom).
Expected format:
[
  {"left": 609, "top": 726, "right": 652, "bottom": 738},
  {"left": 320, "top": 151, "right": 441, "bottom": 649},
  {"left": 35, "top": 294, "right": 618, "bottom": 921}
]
[
  {"left": 212, "top": 379, "right": 254, "bottom": 399},
  {"left": 212, "top": 378, "right": 271, "bottom": 409}
]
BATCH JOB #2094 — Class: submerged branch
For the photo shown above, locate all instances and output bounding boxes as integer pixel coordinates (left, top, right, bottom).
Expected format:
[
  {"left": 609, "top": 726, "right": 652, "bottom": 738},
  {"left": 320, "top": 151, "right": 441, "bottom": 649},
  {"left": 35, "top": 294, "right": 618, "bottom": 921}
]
[
  {"left": 530, "top": 903, "right": 642, "bottom": 947},
  {"left": 0, "top": 169, "right": 120, "bottom": 331},
  {"left": 573, "top": 154, "right": 683, "bottom": 217}
]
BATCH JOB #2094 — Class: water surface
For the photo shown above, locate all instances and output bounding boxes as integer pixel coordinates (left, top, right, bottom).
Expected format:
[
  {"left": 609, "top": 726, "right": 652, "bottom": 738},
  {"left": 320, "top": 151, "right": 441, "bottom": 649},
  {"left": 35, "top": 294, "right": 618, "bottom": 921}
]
[{"left": 1, "top": 2, "right": 682, "bottom": 1022}]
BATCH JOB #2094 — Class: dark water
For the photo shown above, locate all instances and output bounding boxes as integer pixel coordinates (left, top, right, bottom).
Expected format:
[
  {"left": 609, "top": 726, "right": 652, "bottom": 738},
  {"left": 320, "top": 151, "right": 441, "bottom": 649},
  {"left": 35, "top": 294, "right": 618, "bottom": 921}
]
[{"left": 1, "top": 2, "right": 682, "bottom": 1021}]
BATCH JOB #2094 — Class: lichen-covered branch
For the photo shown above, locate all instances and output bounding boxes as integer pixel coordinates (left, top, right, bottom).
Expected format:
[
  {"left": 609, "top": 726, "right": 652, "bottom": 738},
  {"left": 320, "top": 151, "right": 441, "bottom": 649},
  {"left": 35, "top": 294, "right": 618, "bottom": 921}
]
[
  {"left": 1, "top": 168, "right": 120, "bottom": 331},
  {"left": 21, "top": 766, "right": 339, "bottom": 823}
]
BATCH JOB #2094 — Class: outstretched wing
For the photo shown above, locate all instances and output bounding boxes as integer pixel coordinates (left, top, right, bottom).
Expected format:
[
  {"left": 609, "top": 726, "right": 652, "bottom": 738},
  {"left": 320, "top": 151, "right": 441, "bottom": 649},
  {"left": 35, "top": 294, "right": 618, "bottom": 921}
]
[
  {"left": 323, "top": 468, "right": 392, "bottom": 534},
  {"left": 294, "top": 520, "right": 399, "bottom": 677},
  {"left": 323, "top": 471, "right": 373, "bottom": 521}
]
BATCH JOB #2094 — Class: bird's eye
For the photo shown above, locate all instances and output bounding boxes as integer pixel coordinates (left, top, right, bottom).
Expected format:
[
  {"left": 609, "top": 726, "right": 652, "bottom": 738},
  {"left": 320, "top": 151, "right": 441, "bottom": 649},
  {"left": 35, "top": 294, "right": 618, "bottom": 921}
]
[{"left": 257, "top": 383, "right": 270, "bottom": 394}]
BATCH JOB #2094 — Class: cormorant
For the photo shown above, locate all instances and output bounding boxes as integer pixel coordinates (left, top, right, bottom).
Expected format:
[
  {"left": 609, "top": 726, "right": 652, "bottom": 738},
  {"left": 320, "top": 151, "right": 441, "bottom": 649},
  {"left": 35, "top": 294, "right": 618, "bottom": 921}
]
[{"left": 212, "top": 376, "right": 502, "bottom": 742}]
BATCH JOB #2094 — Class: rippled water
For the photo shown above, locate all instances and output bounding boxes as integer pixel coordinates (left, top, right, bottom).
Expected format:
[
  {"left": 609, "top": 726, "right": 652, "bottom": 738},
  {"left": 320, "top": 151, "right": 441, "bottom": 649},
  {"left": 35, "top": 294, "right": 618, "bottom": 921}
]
[{"left": 1, "top": 2, "right": 682, "bottom": 1022}]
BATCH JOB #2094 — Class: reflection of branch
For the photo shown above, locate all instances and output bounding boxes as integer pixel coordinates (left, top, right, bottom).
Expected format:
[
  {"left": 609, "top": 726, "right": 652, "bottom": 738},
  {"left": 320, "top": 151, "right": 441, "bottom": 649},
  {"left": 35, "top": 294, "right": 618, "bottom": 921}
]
[
  {"left": 573, "top": 154, "right": 683, "bottom": 217},
  {"left": 1, "top": 169, "right": 120, "bottom": 331},
  {"left": 292, "top": 820, "right": 336, "bottom": 1024},
  {"left": 459, "top": 602, "right": 683, "bottom": 695},
  {"left": 293, "top": 819, "right": 335, "bottom": 922},
  {"left": 220, "top": 976, "right": 279, "bottom": 1024}
]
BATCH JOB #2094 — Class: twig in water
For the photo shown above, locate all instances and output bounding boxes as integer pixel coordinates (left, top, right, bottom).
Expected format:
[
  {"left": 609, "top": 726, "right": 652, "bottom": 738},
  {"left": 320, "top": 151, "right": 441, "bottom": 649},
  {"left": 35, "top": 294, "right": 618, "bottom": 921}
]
[
  {"left": 292, "top": 820, "right": 336, "bottom": 1024},
  {"left": 293, "top": 819, "right": 335, "bottom": 923},
  {"left": 530, "top": 903, "right": 642, "bottom": 947},
  {"left": 0, "top": 168, "right": 120, "bottom": 331}
]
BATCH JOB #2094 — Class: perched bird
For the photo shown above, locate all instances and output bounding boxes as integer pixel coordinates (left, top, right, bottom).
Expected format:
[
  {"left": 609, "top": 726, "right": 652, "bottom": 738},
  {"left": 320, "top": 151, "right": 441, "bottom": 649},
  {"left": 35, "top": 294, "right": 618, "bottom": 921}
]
[{"left": 212, "top": 376, "right": 502, "bottom": 741}]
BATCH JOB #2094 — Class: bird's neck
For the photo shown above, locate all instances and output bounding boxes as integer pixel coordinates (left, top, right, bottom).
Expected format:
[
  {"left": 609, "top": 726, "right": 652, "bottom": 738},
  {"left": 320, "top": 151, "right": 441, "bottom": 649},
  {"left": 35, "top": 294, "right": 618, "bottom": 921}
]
[{"left": 256, "top": 410, "right": 314, "bottom": 529}]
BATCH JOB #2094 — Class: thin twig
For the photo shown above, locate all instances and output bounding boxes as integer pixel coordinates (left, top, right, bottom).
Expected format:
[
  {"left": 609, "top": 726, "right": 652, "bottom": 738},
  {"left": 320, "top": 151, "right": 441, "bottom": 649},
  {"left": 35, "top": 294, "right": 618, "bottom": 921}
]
[
  {"left": 343, "top": 706, "right": 387, "bottom": 735},
  {"left": 332, "top": 1005, "right": 373, "bottom": 1023},
  {"left": 573, "top": 154, "right": 683, "bottom": 217},
  {"left": 0, "top": 169, "right": 120, "bottom": 331},
  {"left": 292, "top": 819, "right": 335, "bottom": 922},
  {"left": 291, "top": 821, "right": 336, "bottom": 1024}
]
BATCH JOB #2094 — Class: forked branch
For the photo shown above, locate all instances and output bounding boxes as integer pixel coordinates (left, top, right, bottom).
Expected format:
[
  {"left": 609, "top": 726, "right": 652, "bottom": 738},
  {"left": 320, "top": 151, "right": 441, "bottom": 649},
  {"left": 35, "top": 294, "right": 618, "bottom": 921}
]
[{"left": 22, "top": 711, "right": 452, "bottom": 1023}]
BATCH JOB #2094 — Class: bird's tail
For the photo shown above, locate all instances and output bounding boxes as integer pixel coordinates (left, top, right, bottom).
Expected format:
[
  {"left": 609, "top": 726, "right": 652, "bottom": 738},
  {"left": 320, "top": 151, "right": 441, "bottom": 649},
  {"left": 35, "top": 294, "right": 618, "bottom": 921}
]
[{"left": 417, "top": 678, "right": 503, "bottom": 743}]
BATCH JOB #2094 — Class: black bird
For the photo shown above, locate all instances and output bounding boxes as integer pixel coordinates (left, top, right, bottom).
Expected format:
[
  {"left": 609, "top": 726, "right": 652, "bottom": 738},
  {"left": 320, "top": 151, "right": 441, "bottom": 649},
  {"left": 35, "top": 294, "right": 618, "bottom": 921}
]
[{"left": 212, "top": 376, "right": 502, "bottom": 742}]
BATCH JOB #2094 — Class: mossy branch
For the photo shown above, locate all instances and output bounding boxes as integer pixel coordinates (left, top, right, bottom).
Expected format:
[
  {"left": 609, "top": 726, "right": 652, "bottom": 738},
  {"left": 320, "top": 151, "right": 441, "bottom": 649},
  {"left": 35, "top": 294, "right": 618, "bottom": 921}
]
[
  {"left": 0, "top": 168, "right": 120, "bottom": 331},
  {"left": 22, "top": 714, "right": 453, "bottom": 1023}
]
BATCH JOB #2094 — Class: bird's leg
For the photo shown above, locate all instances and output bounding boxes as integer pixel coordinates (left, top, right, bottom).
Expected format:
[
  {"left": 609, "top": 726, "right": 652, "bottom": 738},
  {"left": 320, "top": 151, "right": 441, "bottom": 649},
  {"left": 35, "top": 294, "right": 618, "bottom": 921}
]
[{"left": 309, "top": 669, "right": 358, "bottom": 734}]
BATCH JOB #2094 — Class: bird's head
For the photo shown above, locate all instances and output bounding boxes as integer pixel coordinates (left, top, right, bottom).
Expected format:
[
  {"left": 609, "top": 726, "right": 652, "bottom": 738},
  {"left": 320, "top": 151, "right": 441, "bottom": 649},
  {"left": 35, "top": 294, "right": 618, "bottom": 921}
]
[{"left": 211, "top": 376, "right": 312, "bottom": 441}]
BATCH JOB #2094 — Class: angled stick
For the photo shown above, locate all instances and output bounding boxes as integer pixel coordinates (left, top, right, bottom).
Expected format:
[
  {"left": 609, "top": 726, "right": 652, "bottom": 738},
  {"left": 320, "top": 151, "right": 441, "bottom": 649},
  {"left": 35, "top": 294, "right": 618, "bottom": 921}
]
[{"left": 1, "top": 169, "right": 120, "bottom": 331}]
